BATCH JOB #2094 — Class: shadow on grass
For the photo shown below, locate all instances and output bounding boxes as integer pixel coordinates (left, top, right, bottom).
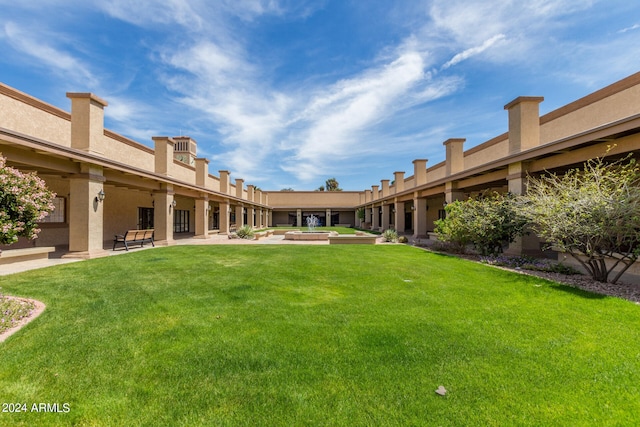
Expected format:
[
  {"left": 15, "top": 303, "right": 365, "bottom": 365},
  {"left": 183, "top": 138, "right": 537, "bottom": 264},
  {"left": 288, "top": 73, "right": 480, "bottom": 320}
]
[{"left": 549, "top": 283, "right": 606, "bottom": 299}]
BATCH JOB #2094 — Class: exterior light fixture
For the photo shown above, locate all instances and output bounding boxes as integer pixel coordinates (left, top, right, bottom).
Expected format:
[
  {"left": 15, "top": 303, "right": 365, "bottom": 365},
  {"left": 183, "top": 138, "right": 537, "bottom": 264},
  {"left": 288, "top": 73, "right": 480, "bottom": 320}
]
[
  {"left": 170, "top": 199, "right": 177, "bottom": 213},
  {"left": 95, "top": 189, "right": 105, "bottom": 203}
]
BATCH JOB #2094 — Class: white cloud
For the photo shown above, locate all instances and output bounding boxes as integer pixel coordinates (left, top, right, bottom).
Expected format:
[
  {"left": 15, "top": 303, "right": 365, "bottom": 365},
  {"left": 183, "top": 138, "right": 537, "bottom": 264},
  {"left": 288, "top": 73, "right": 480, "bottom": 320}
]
[
  {"left": 441, "top": 34, "right": 506, "bottom": 69},
  {"left": 279, "top": 50, "right": 462, "bottom": 182},
  {"left": 619, "top": 23, "right": 640, "bottom": 33},
  {"left": 1, "top": 22, "right": 99, "bottom": 88}
]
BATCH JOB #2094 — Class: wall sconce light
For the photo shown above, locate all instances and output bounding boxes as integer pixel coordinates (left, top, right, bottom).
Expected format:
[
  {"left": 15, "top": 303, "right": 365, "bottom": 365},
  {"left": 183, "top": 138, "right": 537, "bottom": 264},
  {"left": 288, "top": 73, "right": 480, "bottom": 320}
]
[
  {"left": 228, "top": 207, "right": 233, "bottom": 213},
  {"left": 443, "top": 201, "right": 448, "bottom": 207},
  {"left": 170, "top": 199, "right": 177, "bottom": 212},
  {"left": 95, "top": 189, "right": 105, "bottom": 203}
]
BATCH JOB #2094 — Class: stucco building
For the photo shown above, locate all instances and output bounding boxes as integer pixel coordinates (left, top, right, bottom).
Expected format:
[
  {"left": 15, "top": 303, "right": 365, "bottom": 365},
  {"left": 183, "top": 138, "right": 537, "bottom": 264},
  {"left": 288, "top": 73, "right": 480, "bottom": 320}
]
[{"left": 1, "top": 72, "right": 640, "bottom": 276}]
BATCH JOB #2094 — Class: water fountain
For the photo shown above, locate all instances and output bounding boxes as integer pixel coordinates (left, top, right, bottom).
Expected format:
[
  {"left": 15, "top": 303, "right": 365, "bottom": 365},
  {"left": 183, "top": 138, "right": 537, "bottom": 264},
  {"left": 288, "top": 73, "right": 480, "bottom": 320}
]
[
  {"left": 284, "top": 214, "right": 338, "bottom": 240},
  {"left": 306, "top": 214, "right": 319, "bottom": 232}
]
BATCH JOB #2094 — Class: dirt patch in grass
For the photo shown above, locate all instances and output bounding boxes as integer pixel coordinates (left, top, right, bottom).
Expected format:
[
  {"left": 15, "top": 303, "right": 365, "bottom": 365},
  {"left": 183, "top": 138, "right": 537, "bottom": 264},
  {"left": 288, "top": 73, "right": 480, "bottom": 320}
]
[{"left": 0, "top": 296, "right": 45, "bottom": 343}]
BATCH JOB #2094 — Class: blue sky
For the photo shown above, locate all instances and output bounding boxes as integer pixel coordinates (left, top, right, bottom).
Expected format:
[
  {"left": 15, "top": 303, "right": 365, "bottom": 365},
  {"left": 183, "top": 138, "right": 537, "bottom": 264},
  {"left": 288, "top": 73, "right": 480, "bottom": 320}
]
[{"left": 1, "top": 1, "right": 639, "bottom": 191}]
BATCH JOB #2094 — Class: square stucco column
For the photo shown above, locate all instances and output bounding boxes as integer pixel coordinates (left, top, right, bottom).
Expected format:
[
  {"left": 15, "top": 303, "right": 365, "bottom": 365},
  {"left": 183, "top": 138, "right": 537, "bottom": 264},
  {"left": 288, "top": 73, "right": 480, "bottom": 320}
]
[
  {"left": 67, "top": 92, "right": 108, "bottom": 155},
  {"left": 247, "top": 206, "right": 255, "bottom": 228},
  {"left": 194, "top": 196, "right": 209, "bottom": 239},
  {"left": 219, "top": 201, "right": 230, "bottom": 234},
  {"left": 65, "top": 164, "right": 106, "bottom": 258},
  {"left": 505, "top": 162, "right": 540, "bottom": 256},
  {"left": 235, "top": 205, "right": 245, "bottom": 227},
  {"left": 296, "top": 209, "right": 302, "bottom": 227},
  {"left": 444, "top": 182, "right": 465, "bottom": 204},
  {"left": 505, "top": 96, "right": 544, "bottom": 155},
  {"left": 365, "top": 206, "right": 373, "bottom": 228},
  {"left": 394, "top": 201, "right": 405, "bottom": 233},
  {"left": 372, "top": 205, "right": 380, "bottom": 230},
  {"left": 381, "top": 204, "right": 391, "bottom": 230},
  {"left": 444, "top": 138, "right": 465, "bottom": 176},
  {"left": 393, "top": 172, "right": 405, "bottom": 193},
  {"left": 326, "top": 209, "right": 332, "bottom": 226},
  {"left": 153, "top": 186, "right": 175, "bottom": 246},
  {"left": 413, "top": 197, "right": 428, "bottom": 239}
]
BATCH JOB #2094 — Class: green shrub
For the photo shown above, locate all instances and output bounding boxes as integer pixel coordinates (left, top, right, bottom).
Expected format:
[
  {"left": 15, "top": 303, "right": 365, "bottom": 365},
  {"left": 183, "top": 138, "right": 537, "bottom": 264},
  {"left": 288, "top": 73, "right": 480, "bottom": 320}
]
[
  {"left": 382, "top": 229, "right": 398, "bottom": 242},
  {"left": 398, "top": 236, "right": 408, "bottom": 243},
  {"left": 235, "top": 225, "right": 255, "bottom": 239},
  {"left": 520, "top": 154, "right": 640, "bottom": 283},
  {"left": 434, "top": 192, "right": 528, "bottom": 256}
]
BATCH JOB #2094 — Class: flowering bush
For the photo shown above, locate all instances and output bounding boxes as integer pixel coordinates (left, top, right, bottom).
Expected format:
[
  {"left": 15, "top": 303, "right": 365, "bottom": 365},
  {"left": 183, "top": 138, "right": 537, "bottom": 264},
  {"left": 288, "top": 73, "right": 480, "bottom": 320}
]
[{"left": 0, "top": 154, "right": 55, "bottom": 245}]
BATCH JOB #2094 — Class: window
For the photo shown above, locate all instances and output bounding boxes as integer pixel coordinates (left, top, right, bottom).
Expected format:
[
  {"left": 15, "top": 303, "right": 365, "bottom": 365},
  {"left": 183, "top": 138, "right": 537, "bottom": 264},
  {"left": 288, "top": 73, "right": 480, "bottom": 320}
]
[
  {"left": 41, "top": 197, "right": 65, "bottom": 223},
  {"left": 138, "top": 207, "right": 154, "bottom": 229},
  {"left": 174, "top": 210, "right": 189, "bottom": 233}
]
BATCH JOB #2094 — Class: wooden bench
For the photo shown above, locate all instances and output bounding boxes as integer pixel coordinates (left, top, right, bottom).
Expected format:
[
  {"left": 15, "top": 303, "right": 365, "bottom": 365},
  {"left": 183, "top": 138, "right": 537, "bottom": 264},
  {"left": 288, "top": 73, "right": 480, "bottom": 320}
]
[{"left": 113, "top": 229, "right": 155, "bottom": 251}]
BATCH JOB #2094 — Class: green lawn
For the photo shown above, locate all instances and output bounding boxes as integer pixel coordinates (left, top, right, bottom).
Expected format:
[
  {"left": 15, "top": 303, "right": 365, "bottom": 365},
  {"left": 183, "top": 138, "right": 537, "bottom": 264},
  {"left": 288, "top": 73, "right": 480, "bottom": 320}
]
[{"left": 1, "top": 245, "right": 639, "bottom": 426}]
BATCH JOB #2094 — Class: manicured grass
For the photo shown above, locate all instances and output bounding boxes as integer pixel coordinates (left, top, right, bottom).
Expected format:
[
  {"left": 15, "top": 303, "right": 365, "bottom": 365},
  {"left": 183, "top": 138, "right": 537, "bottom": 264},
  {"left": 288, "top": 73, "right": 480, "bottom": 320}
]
[{"left": 1, "top": 245, "right": 639, "bottom": 426}]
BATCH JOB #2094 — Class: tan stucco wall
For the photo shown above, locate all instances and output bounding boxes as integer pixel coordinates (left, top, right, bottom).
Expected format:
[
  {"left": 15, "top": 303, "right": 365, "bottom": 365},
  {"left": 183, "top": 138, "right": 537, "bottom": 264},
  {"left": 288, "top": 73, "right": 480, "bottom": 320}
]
[
  {"left": 0, "top": 84, "right": 71, "bottom": 147},
  {"left": 266, "top": 191, "right": 361, "bottom": 208},
  {"left": 541, "top": 82, "right": 640, "bottom": 145},
  {"left": 463, "top": 137, "right": 509, "bottom": 171},
  {"left": 102, "top": 133, "right": 155, "bottom": 171}
]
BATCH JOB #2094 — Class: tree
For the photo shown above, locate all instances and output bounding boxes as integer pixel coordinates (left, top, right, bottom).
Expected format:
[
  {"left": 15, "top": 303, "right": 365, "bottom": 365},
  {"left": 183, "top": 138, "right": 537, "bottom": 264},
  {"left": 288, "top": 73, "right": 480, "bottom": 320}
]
[
  {"left": 0, "top": 155, "right": 56, "bottom": 245},
  {"left": 325, "top": 177, "right": 342, "bottom": 191},
  {"left": 434, "top": 192, "right": 528, "bottom": 256},
  {"left": 315, "top": 186, "right": 325, "bottom": 192},
  {"left": 280, "top": 188, "right": 294, "bottom": 192},
  {"left": 520, "top": 155, "right": 640, "bottom": 283}
]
